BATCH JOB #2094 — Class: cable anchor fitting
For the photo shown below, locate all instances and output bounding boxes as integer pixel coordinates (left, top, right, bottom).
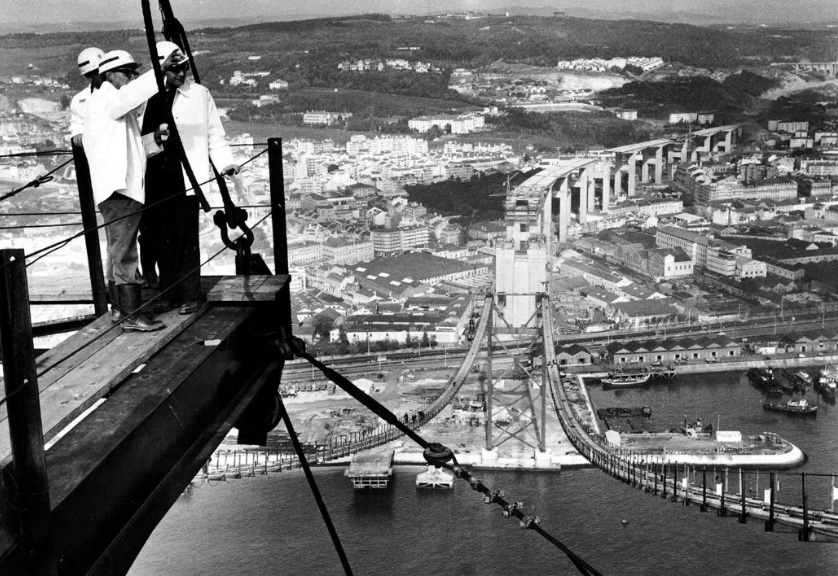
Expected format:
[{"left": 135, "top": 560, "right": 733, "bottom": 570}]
[{"left": 422, "top": 442, "right": 454, "bottom": 467}]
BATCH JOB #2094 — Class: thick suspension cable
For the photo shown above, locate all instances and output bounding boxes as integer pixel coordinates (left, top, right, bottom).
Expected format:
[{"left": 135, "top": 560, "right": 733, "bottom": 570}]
[{"left": 288, "top": 339, "right": 605, "bottom": 576}]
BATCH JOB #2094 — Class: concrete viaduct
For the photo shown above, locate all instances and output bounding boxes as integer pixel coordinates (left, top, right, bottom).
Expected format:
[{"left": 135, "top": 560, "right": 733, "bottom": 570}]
[{"left": 607, "top": 124, "right": 743, "bottom": 198}]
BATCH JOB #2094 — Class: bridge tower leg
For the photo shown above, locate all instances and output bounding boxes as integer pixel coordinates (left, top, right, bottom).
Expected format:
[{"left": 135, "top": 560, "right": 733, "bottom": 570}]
[
  {"left": 485, "top": 305, "right": 494, "bottom": 452},
  {"left": 483, "top": 297, "right": 547, "bottom": 455},
  {"left": 627, "top": 153, "right": 637, "bottom": 197}
]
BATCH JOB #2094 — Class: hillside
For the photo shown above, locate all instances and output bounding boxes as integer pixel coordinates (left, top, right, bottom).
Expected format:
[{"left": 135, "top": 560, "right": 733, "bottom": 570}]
[
  {"left": 597, "top": 72, "right": 782, "bottom": 119},
  {"left": 2, "top": 15, "right": 836, "bottom": 90}
]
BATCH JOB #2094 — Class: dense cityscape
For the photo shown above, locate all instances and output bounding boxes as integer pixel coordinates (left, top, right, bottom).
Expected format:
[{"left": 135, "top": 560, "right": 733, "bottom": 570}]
[{"left": 2, "top": 5, "right": 838, "bottom": 576}]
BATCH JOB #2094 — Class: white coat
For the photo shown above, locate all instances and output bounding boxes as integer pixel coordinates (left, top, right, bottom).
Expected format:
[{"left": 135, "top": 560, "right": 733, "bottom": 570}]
[
  {"left": 144, "top": 79, "right": 236, "bottom": 195},
  {"left": 69, "top": 85, "right": 94, "bottom": 139},
  {"left": 83, "top": 71, "right": 158, "bottom": 206}
]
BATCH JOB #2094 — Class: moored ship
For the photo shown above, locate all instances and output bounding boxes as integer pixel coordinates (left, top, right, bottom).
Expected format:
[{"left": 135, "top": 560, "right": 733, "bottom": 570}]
[
  {"left": 762, "top": 397, "right": 818, "bottom": 416},
  {"left": 815, "top": 374, "right": 837, "bottom": 399},
  {"left": 601, "top": 368, "right": 651, "bottom": 388},
  {"left": 771, "top": 368, "right": 808, "bottom": 394}
]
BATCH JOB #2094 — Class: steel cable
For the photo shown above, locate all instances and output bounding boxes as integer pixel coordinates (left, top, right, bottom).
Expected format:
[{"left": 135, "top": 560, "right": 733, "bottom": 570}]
[
  {"left": 0, "top": 147, "right": 268, "bottom": 273},
  {"left": 0, "top": 158, "right": 74, "bottom": 203},
  {"left": 291, "top": 342, "right": 605, "bottom": 576}
]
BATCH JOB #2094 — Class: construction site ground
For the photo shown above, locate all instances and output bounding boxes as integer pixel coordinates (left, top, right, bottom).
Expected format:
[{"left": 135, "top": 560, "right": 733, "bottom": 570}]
[{"left": 278, "top": 356, "right": 583, "bottom": 469}]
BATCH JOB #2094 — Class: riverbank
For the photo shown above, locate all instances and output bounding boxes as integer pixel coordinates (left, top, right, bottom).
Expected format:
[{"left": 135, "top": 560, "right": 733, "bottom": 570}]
[{"left": 574, "top": 371, "right": 808, "bottom": 469}]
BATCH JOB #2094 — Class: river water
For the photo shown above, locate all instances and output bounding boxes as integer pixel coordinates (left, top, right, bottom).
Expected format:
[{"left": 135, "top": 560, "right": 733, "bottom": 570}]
[{"left": 129, "top": 370, "right": 838, "bottom": 576}]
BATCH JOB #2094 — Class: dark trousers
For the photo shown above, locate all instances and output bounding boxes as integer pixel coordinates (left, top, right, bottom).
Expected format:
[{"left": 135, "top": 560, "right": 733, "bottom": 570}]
[
  {"left": 143, "top": 191, "right": 200, "bottom": 303},
  {"left": 98, "top": 193, "right": 142, "bottom": 286}
]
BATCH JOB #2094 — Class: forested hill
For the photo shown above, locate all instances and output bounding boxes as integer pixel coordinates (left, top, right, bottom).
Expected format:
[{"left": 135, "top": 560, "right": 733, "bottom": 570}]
[
  {"left": 2, "top": 14, "right": 835, "bottom": 91},
  {"left": 597, "top": 71, "right": 782, "bottom": 118},
  {"left": 213, "top": 15, "right": 836, "bottom": 69}
]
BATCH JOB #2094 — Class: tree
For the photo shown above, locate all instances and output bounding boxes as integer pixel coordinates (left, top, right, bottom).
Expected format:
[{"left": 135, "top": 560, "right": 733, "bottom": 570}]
[
  {"left": 421, "top": 331, "right": 430, "bottom": 348},
  {"left": 429, "top": 335, "right": 438, "bottom": 349},
  {"left": 311, "top": 315, "right": 335, "bottom": 342},
  {"left": 59, "top": 94, "right": 71, "bottom": 110}
]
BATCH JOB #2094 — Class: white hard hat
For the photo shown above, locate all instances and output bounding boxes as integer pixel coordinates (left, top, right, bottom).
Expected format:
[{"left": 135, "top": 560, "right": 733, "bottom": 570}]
[
  {"left": 99, "top": 50, "right": 141, "bottom": 75},
  {"left": 156, "top": 40, "right": 183, "bottom": 62},
  {"left": 77, "top": 47, "right": 105, "bottom": 75}
]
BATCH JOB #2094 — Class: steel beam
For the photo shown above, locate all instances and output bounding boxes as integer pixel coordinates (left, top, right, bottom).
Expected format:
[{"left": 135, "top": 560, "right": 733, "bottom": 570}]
[{"left": 0, "top": 303, "right": 286, "bottom": 576}]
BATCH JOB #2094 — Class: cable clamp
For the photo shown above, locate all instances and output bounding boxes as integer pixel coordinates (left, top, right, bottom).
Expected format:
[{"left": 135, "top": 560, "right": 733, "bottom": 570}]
[
  {"left": 422, "top": 442, "right": 454, "bottom": 467},
  {"left": 483, "top": 490, "right": 504, "bottom": 504},
  {"left": 519, "top": 516, "right": 539, "bottom": 529}
]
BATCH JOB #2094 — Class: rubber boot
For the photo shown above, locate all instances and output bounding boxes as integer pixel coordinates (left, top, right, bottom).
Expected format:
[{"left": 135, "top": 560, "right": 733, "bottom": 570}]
[
  {"left": 108, "top": 281, "right": 124, "bottom": 323},
  {"left": 117, "top": 284, "right": 165, "bottom": 332}
]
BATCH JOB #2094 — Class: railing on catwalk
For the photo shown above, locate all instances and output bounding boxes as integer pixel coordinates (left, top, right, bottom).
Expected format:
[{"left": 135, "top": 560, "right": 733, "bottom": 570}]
[
  {"left": 0, "top": 144, "right": 272, "bottom": 326},
  {"left": 540, "top": 296, "right": 838, "bottom": 542}
]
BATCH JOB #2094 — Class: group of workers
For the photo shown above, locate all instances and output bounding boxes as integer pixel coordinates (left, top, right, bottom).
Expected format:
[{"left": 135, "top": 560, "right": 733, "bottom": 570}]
[{"left": 70, "top": 43, "right": 239, "bottom": 332}]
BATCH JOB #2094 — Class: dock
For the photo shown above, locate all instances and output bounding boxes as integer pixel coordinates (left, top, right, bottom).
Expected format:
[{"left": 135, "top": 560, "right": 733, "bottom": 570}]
[
  {"left": 416, "top": 465, "right": 454, "bottom": 489},
  {"left": 346, "top": 449, "right": 394, "bottom": 489}
]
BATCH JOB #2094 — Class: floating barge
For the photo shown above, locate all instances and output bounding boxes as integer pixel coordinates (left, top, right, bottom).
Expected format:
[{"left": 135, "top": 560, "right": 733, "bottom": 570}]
[
  {"left": 346, "top": 450, "right": 394, "bottom": 489},
  {"left": 416, "top": 465, "right": 454, "bottom": 489}
]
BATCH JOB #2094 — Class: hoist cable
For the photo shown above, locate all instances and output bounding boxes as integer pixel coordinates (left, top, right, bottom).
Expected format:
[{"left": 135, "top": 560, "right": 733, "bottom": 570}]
[
  {"left": 157, "top": 0, "right": 248, "bottom": 233},
  {"left": 140, "top": 0, "right": 210, "bottom": 212},
  {"left": 277, "top": 396, "right": 355, "bottom": 576}
]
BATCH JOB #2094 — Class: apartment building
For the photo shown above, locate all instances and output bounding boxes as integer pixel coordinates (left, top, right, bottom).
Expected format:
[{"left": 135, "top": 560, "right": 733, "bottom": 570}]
[
  {"left": 322, "top": 238, "right": 375, "bottom": 265},
  {"left": 371, "top": 224, "right": 430, "bottom": 256},
  {"left": 288, "top": 240, "right": 324, "bottom": 266}
]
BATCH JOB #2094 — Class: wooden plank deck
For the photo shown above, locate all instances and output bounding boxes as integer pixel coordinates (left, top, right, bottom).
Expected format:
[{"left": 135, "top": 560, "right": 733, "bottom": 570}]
[{"left": 0, "top": 275, "right": 289, "bottom": 465}]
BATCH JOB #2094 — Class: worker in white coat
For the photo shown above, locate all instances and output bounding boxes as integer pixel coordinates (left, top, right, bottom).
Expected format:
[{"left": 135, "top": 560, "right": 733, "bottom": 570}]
[
  {"left": 84, "top": 48, "right": 179, "bottom": 332},
  {"left": 142, "top": 40, "right": 239, "bottom": 316},
  {"left": 69, "top": 47, "right": 104, "bottom": 147}
]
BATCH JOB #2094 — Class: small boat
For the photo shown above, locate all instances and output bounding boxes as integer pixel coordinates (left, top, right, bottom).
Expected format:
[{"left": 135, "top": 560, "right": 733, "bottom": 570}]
[
  {"left": 820, "top": 364, "right": 838, "bottom": 380},
  {"left": 601, "top": 369, "right": 651, "bottom": 388},
  {"left": 815, "top": 376, "right": 837, "bottom": 399},
  {"left": 763, "top": 397, "right": 818, "bottom": 416}
]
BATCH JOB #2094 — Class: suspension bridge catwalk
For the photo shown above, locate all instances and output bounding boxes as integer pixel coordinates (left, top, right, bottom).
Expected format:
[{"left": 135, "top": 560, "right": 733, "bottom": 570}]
[
  {"left": 541, "top": 296, "right": 838, "bottom": 542},
  {"left": 0, "top": 135, "right": 293, "bottom": 576}
]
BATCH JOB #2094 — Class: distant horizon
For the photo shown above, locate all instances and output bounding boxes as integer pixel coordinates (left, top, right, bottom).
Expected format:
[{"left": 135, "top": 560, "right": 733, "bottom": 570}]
[{"left": 4, "top": 1, "right": 838, "bottom": 35}]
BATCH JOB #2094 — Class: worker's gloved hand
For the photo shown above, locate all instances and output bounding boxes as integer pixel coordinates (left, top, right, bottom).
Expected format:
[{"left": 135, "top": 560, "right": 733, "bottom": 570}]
[
  {"left": 221, "top": 164, "right": 241, "bottom": 177},
  {"left": 154, "top": 123, "right": 169, "bottom": 146},
  {"left": 160, "top": 51, "right": 181, "bottom": 73}
]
